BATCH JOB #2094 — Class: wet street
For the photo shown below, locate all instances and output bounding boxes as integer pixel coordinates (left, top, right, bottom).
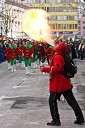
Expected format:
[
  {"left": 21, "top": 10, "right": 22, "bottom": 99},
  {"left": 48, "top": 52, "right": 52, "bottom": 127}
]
[{"left": 0, "top": 59, "right": 85, "bottom": 128}]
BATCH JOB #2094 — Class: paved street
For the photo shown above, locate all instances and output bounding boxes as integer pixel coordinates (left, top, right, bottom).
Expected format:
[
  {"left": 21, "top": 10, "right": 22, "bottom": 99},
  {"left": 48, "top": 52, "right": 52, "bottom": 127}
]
[{"left": 0, "top": 59, "right": 85, "bottom": 128}]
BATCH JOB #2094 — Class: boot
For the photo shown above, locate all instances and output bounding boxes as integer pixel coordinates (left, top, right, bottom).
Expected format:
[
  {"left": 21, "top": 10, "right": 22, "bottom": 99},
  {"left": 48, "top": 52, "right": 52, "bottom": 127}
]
[
  {"left": 27, "top": 66, "right": 31, "bottom": 74},
  {"left": 33, "top": 62, "right": 36, "bottom": 69},
  {"left": 22, "top": 61, "right": 25, "bottom": 68},
  {"left": 8, "top": 63, "right": 11, "bottom": 69},
  {"left": 47, "top": 120, "right": 61, "bottom": 126},
  {"left": 35, "top": 61, "right": 38, "bottom": 68},
  {"left": 74, "top": 120, "right": 85, "bottom": 125},
  {"left": 74, "top": 117, "right": 85, "bottom": 125},
  {"left": 25, "top": 67, "right": 28, "bottom": 75},
  {"left": 11, "top": 65, "right": 14, "bottom": 72},
  {"left": 14, "top": 65, "right": 16, "bottom": 72}
]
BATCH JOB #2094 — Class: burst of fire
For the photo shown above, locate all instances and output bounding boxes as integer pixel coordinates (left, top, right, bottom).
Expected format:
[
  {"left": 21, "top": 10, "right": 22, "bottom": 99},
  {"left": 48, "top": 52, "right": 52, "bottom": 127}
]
[{"left": 22, "top": 9, "right": 54, "bottom": 46}]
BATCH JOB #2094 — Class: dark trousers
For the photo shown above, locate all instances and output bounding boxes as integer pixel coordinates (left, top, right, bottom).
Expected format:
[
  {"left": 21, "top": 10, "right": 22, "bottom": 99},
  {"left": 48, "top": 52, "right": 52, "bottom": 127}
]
[{"left": 49, "top": 89, "right": 84, "bottom": 122}]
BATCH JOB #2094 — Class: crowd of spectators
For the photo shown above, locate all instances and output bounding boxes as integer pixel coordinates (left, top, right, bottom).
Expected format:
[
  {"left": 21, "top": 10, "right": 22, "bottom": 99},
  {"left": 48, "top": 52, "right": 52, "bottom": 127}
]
[{"left": 0, "top": 38, "right": 85, "bottom": 63}]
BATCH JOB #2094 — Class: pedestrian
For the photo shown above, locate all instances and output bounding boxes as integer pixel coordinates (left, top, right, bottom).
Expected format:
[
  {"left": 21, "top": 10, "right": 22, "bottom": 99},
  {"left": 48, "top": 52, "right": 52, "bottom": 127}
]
[
  {"left": 9, "top": 40, "right": 17, "bottom": 72},
  {"left": 67, "top": 38, "right": 77, "bottom": 60},
  {"left": 78, "top": 42, "right": 84, "bottom": 60},
  {"left": 83, "top": 45, "right": 85, "bottom": 59},
  {"left": 23, "top": 40, "right": 34, "bottom": 74},
  {"left": 40, "top": 42, "right": 84, "bottom": 126},
  {"left": 38, "top": 43, "right": 46, "bottom": 65},
  {"left": 17, "top": 40, "right": 25, "bottom": 67},
  {"left": 79, "top": 43, "right": 84, "bottom": 60},
  {"left": 4, "top": 40, "right": 17, "bottom": 72}
]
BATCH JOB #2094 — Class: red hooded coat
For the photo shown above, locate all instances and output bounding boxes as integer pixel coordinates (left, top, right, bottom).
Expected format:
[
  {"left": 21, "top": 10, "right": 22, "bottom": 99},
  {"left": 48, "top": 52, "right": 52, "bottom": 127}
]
[{"left": 42, "top": 42, "right": 73, "bottom": 93}]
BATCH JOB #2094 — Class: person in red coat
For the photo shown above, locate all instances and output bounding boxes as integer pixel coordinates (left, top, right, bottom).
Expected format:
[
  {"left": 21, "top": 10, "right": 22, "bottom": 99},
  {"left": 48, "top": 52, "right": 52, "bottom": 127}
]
[
  {"left": 17, "top": 41, "right": 25, "bottom": 68},
  {"left": 32, "top": 41, "right": 39, "bottom": 68},
  {"left": 4, "top": 46, "right": 12, "bottom": 69},
  {"left": 38, "top": 43, "right": 46, "bottom": 65},
  {"left": 40, "top": 42, "right": 84, "bottom": 126},
  {"left": 4, "top": 41, "right": 17, "bottom": 71},
  {"left": 23, "top": 41, "right": 34, "bottom": 74},
  {"left": 9, "top": 41, "right": 17, "bottom": 72}
]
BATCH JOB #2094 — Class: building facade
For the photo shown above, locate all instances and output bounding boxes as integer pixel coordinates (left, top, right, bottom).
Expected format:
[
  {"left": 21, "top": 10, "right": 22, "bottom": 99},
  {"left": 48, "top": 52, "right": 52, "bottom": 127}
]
[
  {"left": 80, "top": 17, "right": 85, "bottom": 37},
  {"left": 1, "top": 0, "right": 80, "bottom": 39},
  {"left": 24, "top": 0, "right": 78, "bottom": 39},
  {"left": 1, "top": 0, "right": 28, "bottom": 38}
]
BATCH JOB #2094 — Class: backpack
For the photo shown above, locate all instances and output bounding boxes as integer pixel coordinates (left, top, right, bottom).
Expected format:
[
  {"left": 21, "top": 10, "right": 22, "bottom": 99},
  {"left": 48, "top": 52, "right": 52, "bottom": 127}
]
[{"left": 62, "top": 55, "right": 77, "bottom": 78}]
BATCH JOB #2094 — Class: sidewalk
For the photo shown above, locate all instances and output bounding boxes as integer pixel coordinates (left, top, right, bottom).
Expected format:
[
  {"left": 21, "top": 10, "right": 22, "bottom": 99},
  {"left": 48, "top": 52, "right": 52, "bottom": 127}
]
[{"left": 0, "top": 59, "right": 85, "bottom": 128}]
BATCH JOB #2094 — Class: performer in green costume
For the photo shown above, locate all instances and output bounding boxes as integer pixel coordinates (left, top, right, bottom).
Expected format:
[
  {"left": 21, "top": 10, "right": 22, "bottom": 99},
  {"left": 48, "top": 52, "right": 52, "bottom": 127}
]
[
  {"left": 23, "top": 41, "right": 34, "bottom": 74},
  {"left": 9, "top": 41, "right": 17, "bottom": 72}
]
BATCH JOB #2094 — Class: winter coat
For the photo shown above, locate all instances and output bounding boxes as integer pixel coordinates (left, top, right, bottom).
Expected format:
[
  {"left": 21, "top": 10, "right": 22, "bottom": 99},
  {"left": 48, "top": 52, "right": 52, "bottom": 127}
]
[
  {"left": 4, "top": 47, "right": 17, "bottom": 60},
  {"left": 23, "top": 45, "right": 34, "bottom": 59},
  {"left": 42, "top": 53, "right": 73, "bottom": 93},
  {"left": 17, "top": 45, "right": 25, "bottom": 56}
]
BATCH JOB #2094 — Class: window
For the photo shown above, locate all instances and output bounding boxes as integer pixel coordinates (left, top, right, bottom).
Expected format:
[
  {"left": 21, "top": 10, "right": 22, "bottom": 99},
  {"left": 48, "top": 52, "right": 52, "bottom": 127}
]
[
  {"left": 27, "top": 0, "right": 35, "bottom": 3},
  {"left": 51, "top": 24, "right": 55, "bottom": 29},
  {"left": 52, "top": 7, "right": 55, "bottom": 12},
  {"left": 57, "top": 16, "right": 61, "bottom": 20},
  {"left": 83, "top": 27, "right": 85, "bottom": 29},
  {"left": 68, "top": 0, "right": 78, "bottom": 3},
  {"left": 46, "top": 0, "right": 53, "bottom": 3},
  {"left": 40, "top": 0, "right": 46, "bottom": 4},
  {"left": 75, "top": 24, "right": 77, "bottom": 29},
  {"left": 58, "top": 7, "right": 63, "bottom": 12},
  {"left": 35, "top": 0, "right": 40, "bottom": 3},
  {"left": 63, "top": 16, "right": 67, "bottom": 20},
  {"left": 58, "top": 24, "right": 62, "bottom": 29},
  {"left": 47, "top": 7, "right": 51, "bottom": 12},
  {"left": 74, "top": 16, "right": 78, "bottom": 20},
  {"left": 48, "top": 7, "right": 52, "bottom": 12},
  {"left": 83, "top": 31, "right": 85, "bottom": 35},
  {"left": 69, "top": 0, "right": 74, "bottom": 2},
  {"left": 55, "top": 7, "right": 58, "bottom": 12},
  {"left": 57, "top": 0, "right": 61, "bottom": 3},
  {"left": 51, "top": 15, "right": 56, "bottom": 21},
  {"left": 69, "top": 15, "right": 73, "bottom": 20},
  {"left": 69, "top": 24, "right": 71, "bottom": 29},
  {"left": 54, "top": 0, "right": 59, "bottom": 2},
  {"left": 68, "top": 7, "right": 72, "bottom": 12},
  {"left": 63, "top": 7, "right": 67, "bottom": 12},
  {"left": 67, "top": 24, "right": 69, "bottom": 29},
  {"left": 71, "top": 24, "right": 73, "bottom": 29},
  {"left": 72, "top": 24, "right": 74, "bottom": 29},
  {"left": 63, "top": 24, "right": 66, "bottom": 29},
  {"left": 60, "top": 16, "right": 62, "bottom": 20},
  {"left": 63, "top": 0, "right": 68, "bottom": 3}
]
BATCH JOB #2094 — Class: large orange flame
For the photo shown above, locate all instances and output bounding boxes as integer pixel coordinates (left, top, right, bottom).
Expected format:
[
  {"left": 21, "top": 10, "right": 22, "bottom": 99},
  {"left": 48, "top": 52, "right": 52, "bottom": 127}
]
[{"left": 22, "top": 9, "right": 54, "bottom": 46}]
